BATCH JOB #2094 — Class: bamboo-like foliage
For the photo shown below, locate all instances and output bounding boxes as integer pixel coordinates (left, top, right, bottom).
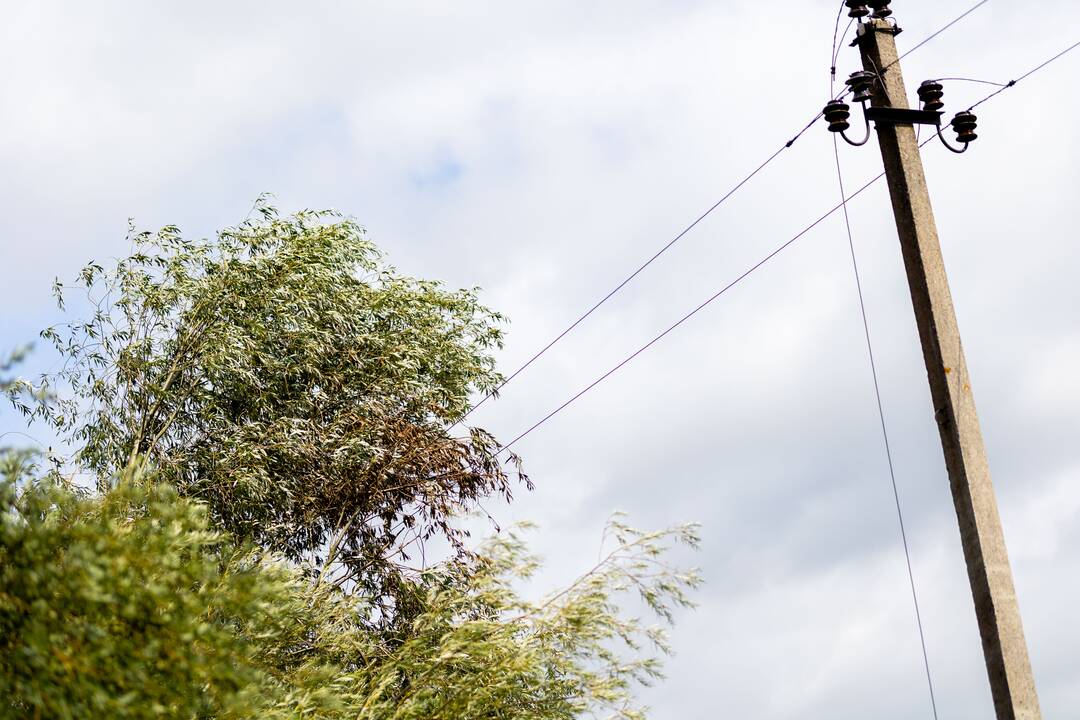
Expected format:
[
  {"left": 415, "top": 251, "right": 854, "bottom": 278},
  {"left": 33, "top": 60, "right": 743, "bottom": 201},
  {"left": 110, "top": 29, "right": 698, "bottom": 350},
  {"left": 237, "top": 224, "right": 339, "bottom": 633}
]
[
  {"left": 1, "top": 470, "right": 700, "bottom": 719},
  {"left": 31, "top": 202, "right": 529, "bottom": 608},
  {"left": 0, "top": 471, "right": 349, "bottom": 719},
  {"left": 4, "top": 206, "right": 703, "bottom": 718}
]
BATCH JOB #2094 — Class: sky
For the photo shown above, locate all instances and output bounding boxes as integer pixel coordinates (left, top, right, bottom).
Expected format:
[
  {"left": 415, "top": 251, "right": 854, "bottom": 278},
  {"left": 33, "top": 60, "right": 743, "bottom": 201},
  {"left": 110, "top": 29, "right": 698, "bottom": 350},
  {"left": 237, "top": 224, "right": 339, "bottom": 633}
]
[{"left": 2, "top": 1, "right": 1078, "bottom": 718}]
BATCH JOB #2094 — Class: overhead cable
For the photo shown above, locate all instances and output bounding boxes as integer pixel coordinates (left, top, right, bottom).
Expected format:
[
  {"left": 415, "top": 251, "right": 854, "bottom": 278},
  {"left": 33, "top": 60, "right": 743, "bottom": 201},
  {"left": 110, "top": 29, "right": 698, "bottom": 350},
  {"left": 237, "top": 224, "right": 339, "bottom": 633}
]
[
  {"left": 456, "top": 0, "right": 995, "bottom": 427},
  {"left": 832, "top": 136, "right": 939, "bottom": 720},
  {"left": 498, "top": 38, "right": 1078, "bottom": 455}
]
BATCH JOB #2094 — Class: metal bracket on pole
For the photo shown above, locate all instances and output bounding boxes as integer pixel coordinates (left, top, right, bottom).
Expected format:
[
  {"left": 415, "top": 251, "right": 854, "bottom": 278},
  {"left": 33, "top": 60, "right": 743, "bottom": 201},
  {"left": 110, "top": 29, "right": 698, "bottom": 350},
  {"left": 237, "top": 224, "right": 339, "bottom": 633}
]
[
  {"left": 865, "top": 107, "right": 942, "bottom": 126},
  {"left": 851, "top": 24, "right": 902, "bottom": 46}
]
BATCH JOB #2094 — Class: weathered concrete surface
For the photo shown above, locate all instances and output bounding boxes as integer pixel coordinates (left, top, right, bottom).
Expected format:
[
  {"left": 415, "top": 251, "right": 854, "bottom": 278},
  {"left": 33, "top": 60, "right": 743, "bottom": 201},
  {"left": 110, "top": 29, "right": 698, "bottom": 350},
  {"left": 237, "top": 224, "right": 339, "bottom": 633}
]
[{"left": 857, "top": 18, "right": 1042, "bottom": 720}]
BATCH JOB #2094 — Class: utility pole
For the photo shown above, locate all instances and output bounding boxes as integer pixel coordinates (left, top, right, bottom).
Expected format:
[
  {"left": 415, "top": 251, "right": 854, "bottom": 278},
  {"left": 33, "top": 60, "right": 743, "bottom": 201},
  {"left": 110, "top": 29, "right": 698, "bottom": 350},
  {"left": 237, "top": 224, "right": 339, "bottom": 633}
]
[{"left": 847, "top": 14, "right": 1041, "bottom": 720}]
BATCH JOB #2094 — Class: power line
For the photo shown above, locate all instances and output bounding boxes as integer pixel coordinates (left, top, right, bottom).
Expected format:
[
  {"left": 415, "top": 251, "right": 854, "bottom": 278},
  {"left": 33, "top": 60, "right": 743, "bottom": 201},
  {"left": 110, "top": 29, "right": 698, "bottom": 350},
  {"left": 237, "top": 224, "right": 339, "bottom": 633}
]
[
  {"left": 846, "top": 19, "right": 1065, "bottom": 713},
  {"left": 498, "top": 39, "right": 1079, "bottom": 455},
  {"left": 832, "top": 133, "right": 940, "bottom": 720},
  {"left": 457, "top": 140, "right": 793, "bottom": 425},
  {"left": 831, "top": 21, "right": 1020, "bottom": 712},
  {"left": 895, "top": 0, "right": 991, "bottom": 65},
  {"left": 831, "top": 1, "right": 855, "bottom": 95},
  {"left": 833, "top": 0, "right": 995, "bottom": 82},
  {"left": 457, "top": 120, "right": 824, "bottom": 426},
  {"left": 828, "top": 39, "right": 1080, "bottom": 718},
  {"left": 932, "top": 76, "right": 1008, "bottom": 87},
  {"left": 969, "top": 39, "right": 1080, "bottom": 111},
  {"left": 459, "top": 1, "right": 995, "bottom": 428},
  {"left": 825, "top": 38, "right": 1077, "bottom": 720},
  {"left": 1013, "top": 39, "right": 1080, "bottom": 82},
  {"left": 499, "top": 168, "right": 886, "bottom": 454}
]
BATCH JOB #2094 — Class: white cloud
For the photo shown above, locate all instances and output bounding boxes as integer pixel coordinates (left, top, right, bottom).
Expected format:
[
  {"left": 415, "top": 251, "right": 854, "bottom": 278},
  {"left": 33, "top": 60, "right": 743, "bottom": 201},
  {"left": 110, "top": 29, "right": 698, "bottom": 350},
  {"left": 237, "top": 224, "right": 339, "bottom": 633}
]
[{"left": 2, "top": 1, "right": 1078, "bottom": 717}]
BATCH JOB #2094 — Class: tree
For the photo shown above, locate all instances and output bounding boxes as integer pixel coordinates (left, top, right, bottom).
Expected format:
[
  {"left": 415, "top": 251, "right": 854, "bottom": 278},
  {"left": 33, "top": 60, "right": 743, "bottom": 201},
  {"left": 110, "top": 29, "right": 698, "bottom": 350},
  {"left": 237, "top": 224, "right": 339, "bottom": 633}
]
[
  {"left": 5, "top": 204, "right": 701, "bottom": 718},
  {"left": 36, "top": 202, "right": 528, "bottom": 612},
  {"left": 0, "top": 468, "right": 353, "bottom": 719},
  {"left": 1, "top": 467, "right": 699, "bottom": 720}
]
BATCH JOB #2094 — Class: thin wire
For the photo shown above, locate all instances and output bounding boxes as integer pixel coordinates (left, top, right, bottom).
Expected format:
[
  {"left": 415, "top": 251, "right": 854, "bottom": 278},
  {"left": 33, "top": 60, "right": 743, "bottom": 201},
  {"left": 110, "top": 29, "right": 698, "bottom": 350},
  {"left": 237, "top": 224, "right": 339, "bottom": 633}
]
[
  {"left": 833, "top": 133, "right": 940, "bottom": 720},
  {"left": 932, "top": 76, "right": 1008, "bottom": 87},
  {"left": 0, "top": 430, "right": 48, "bottom": 449},
  {"left": 490, "top": 30, "right": 1080, "bottom": 720},
  {"left": 496, "top": 29, "right": 1080, "bottom": 465},
  {"left": 498, "top": 168, "right": 887, "bottom": 454},
  {"left": 893, "top": 0, "right": 991, "bottom": 66},
  {"left": 1014, "top": 39, "right": 1080, "bottom": 82},
  {"left": 817, "top": 40, "right": 1078, "bottom": 718},
  {"left": 969, "top": 39, "right": 1080, "bottom": 111},
  {"left": 457, "top": 141, "right": 795, "bottom": 425},
  {"left": 832, "top": 19, "right": 857, "bottom": 95},
  {"left": 461, "top": 0, "right": 994, "bottom": 428},
  {"left": 831, "top": 0, "right": 855, "bottom": 95},
  {"left": 831, "top": 2, "right": 846, "bottom": 63}
]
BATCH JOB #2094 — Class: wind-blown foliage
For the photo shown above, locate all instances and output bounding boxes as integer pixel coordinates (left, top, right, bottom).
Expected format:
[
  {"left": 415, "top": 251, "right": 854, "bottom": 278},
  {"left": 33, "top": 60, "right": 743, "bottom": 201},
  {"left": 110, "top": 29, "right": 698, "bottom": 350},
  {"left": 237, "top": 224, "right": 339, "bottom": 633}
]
[
  {"left": 1, "top": 467, "right": 700, "bottom": 719},
  {"left": 34, "top": 203, "right": 528, "bottom": 607},
  {"left": 0, "top": 469, "right": 355, "bottom": 719},
  {"left": 5, "top": 204, "right": 702, "bottom": 718},
  {"left": 350, "top": 518, "right": 701, "bottom": 720}
]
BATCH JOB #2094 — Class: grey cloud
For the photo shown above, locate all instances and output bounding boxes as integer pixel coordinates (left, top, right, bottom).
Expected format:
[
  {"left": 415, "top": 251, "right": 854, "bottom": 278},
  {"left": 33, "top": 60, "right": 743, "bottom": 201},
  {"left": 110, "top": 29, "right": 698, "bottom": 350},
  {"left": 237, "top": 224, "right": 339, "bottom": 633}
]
[{"left": 2, "top": 1, "right": 1077, "bottom": 718}]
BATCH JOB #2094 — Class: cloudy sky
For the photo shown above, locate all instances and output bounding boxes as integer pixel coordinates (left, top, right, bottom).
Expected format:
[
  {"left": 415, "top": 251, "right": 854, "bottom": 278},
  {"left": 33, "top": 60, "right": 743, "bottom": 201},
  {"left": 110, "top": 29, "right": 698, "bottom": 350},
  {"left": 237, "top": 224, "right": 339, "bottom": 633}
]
[{"left": 2, "top": 1, "right": 1078, "bottom": 718}]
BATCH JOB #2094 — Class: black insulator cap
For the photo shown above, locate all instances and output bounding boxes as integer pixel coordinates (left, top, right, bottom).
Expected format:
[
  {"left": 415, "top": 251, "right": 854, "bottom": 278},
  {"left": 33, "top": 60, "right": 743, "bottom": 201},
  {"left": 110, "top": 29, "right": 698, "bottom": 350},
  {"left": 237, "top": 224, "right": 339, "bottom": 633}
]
[
  {"left": 952, "top": 111, "right": 978, "bottom": 143},
  {"left": 846, "top": 1, "right": 871, "bottom": 18},
  {"left": 824, "top": 100, "right": 852, "bottom": 133},
  {"left": 868, "top": 2, "right": 893, "bottom": 18},
  {"left": 918, "top": 80, "right": 945, "bottom": 112},
  {"left": 846, "top": 71, "right": 876, "bottom": 103}
]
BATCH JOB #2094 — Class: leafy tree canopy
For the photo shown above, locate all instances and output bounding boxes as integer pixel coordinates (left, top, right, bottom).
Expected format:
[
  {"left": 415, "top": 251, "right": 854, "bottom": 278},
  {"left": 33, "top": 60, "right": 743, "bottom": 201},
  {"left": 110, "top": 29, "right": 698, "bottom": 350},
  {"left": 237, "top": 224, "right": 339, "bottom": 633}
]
[
  {"left": 1, "top": 468, "right": 699, "bottom": 719},
  {"left": 32, "top": 203, "right": 528, "bottom": 607},
  {"left": 4, "top": 204, "right": 701, "bottom": 719}
]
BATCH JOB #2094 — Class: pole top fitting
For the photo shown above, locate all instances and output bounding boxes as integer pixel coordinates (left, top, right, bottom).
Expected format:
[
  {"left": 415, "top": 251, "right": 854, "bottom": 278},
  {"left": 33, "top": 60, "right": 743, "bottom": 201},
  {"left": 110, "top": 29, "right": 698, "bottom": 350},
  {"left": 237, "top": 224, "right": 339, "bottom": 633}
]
[
  {"left": 917, "top": 80, "right": 945, "bottom": 112},
  {"left": 846, "top": 71, "right": 877, "bottom": 103},
  {"left": 868, "top": 1, "right": 893, "bottom": 19},
  {"left": 951, "top": 111, "right": 978, "bottom": 144},
  {"left": 845, "top": 1, "right": 870, "bottom": 19},
  {"left": 823, "top": 100, "right": 852, "bottom": 133},
  {"left": 852, "top": 19, "right": 903, "bottom": 46}
]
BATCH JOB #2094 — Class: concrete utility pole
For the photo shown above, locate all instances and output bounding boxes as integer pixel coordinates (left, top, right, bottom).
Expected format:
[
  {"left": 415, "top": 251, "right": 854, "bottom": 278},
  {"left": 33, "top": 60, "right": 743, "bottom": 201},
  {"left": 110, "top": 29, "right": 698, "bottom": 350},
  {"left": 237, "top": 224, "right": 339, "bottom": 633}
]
[{"left": 854, "top": 18, "right": 1041, "bottom": 720}]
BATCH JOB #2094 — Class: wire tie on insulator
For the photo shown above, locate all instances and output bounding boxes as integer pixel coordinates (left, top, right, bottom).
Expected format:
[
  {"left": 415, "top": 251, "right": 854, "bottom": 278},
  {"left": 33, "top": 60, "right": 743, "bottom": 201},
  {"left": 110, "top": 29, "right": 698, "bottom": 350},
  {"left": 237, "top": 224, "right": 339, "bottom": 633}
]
[{"left": 846, "top": 71, "right": 876, "bottom": 103}]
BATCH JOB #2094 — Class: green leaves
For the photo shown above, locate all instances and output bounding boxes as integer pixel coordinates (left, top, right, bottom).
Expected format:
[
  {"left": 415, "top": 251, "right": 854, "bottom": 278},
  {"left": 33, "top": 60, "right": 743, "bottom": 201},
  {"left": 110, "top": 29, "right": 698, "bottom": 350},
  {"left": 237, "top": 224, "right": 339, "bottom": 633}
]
[
  {"left": 1, "top": 467, "right": 700, "bottom": 720},
  {"left": 6, "top": 203, "right": 702, "bottom": 718},
  {"left": 348, "top": 519, "right": 702, "bottom": 720},
  {"left": 0, "top": 472, "right": 347, "bottom": 718},
  {"left": 32, "top": 207, "right": 524, "bottom": 605}
]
